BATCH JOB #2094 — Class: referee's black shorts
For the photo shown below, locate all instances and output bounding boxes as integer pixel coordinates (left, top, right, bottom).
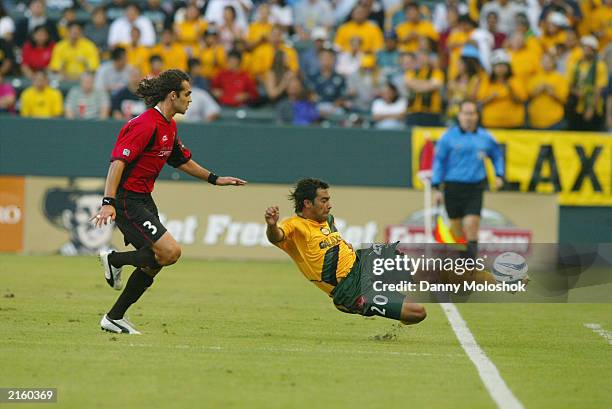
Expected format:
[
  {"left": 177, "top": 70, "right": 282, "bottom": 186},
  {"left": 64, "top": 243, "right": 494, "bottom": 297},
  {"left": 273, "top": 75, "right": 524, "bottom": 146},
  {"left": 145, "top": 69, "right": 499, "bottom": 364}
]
[
  {"left": 443, "top": 180, "right": 485, "bottom": 219},
  {"left": 114, "top": 188, "right": 167, "bottom": 249}
]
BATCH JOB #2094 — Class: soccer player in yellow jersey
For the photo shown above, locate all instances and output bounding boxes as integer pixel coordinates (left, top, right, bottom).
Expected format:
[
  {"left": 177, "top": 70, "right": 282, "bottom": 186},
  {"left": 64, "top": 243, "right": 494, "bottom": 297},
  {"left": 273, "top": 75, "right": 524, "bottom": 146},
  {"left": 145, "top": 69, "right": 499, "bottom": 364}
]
[{"left": 265, "top": 178, "right": 427, "bottom": 325}]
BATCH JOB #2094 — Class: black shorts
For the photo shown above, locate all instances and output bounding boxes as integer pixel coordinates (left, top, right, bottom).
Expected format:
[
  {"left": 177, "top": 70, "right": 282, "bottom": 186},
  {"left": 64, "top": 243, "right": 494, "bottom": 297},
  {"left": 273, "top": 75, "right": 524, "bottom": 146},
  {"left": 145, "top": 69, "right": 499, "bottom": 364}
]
[
  {"left": 114, "top": 189, "right": 167, "bottom": 249},
  {"left": 443, "top": 181, "right": 485, "bottom": 219}
]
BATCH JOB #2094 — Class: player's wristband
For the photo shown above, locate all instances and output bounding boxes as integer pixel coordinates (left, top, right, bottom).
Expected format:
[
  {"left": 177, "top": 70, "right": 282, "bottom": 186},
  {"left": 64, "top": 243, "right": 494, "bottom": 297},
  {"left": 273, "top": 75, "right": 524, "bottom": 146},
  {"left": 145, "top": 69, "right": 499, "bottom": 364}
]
[
  {"left": 102, "top": 197, "right": 116, "bottom": 208},
  {"left": 207, "top": 173, "right": 219, "bottom": 185}
]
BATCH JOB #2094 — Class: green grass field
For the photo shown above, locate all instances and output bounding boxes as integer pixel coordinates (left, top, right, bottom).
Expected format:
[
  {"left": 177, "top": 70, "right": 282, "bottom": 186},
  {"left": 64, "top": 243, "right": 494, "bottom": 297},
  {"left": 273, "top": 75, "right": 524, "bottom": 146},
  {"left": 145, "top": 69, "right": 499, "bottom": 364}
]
[{"left": 0, "top": 255, "right": 610, "bottom": 409}]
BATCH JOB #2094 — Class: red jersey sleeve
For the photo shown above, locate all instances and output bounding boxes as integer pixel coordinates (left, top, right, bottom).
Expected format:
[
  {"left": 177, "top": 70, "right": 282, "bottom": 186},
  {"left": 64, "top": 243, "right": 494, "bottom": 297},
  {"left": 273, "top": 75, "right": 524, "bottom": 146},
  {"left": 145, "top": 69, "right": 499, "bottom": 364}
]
[
  {"left": 110, "top": 119, "right": 156, "bottom": 163},
  {"left": 167, "top": 136, "right": 192, "bottom": 168}
]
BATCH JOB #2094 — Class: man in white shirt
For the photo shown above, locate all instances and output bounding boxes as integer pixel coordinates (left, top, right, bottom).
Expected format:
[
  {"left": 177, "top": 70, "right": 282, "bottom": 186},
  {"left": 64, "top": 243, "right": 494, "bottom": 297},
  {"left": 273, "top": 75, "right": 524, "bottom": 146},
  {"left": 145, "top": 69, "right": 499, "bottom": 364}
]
[
  {"left": 204, "top": 0, "right": 252, "bottom": 30},
  {"left": 179, "top": 87, "right": 221, "bottom": 123},
  {"left": 108, "top": 3, "right": 156, "bottom": 47},
  {"left": 95, "top": 47, "right": 132, "bottom": 94},
  {"left": 479, "top": 0, "right": 527, "bottom": 35}
]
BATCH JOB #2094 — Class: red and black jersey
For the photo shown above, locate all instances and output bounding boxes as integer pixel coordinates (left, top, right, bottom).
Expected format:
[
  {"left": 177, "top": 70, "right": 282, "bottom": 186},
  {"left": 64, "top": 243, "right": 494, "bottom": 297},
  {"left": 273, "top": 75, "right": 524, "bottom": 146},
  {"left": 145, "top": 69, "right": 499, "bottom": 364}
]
[{"left": 111, "top": 108, "right": 192, "bottom": 193}]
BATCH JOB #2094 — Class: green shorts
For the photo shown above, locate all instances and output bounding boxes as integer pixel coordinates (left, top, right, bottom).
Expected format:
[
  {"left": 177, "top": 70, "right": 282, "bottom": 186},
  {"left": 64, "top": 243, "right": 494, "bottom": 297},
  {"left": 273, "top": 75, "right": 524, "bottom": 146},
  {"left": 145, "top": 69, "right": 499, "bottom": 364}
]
[{"left": 331, "top": 246, "right": 406, "bottom": 321}]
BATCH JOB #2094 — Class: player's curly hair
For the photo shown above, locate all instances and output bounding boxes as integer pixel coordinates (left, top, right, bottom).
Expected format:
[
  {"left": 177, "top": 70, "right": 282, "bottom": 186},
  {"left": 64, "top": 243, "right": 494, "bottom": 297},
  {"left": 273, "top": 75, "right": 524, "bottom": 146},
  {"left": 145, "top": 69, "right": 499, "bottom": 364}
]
[
  {"left": 136, "top": 69, "right": 190, "bottom": 108},
  {"left": 290, "top": 178, "right": 329, "bottom": 213}
]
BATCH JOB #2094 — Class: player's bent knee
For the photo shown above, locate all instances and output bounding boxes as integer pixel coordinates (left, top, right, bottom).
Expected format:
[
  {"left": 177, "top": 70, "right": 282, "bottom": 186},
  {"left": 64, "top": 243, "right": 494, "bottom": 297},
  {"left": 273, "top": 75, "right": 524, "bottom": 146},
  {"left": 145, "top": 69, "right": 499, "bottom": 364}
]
[{"left": 158, "top": 244, "right": 181, "bottom": 266}]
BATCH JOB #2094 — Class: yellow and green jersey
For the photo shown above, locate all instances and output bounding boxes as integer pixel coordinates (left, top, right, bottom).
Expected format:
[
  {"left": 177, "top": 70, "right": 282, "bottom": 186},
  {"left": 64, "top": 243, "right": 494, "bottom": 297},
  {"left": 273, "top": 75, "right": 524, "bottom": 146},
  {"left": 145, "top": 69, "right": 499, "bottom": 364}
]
[{"left": 275, "top": 214, "right": 357, "bottom": 295}]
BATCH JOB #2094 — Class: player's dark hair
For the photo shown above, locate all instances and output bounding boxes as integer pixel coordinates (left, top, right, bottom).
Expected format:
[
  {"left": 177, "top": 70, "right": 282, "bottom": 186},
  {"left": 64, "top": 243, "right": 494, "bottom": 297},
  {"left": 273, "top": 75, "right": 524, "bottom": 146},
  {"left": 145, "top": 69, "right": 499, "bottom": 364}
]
[
  {"left": 290, "top": 178, "right": 329, "bottom": 213},
  {"left": 136, "top": 69, "right": 190, "bottom": 107},
  {"left": 459, "top": 99, "right": 479, "bottom": 112}
]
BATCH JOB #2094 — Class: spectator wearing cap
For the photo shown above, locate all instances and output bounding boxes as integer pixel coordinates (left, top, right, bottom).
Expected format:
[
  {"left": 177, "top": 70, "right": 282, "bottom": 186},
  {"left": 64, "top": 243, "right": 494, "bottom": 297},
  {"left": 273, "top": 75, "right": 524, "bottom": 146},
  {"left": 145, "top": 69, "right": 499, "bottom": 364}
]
[
  {"left": 195, "top": 28, "right": 227, "bottom": 80},
  {"left": 527, "top": 53, "right": 569, "bottom": 130},
  {"left": 539, "top": 0, "right": 582, "bottom": 27},
  {"left": 65, "top": 72, "right": 110, "bottom": 120},
  {"left": 298, "top": 27, "right": 328, "bottom": 77},
  {"left": 95, "top": 47, "right": 132, "bottom": 94},
  {"left": 293, "top": 0, "right": 334, "bottom": 36},
  {"left": 108, "top": 3, "right": 156, "bottom": 48},
  {"left": 246, "top": 3, "right": 273, "bottom": 52},
  {"left": 478, "top": 0, "right": 526, "bottom": 36},
  {"left": 19, "top": 70, "right": 63, "bottom": 118},
  {"left": 540, "top": 12, "right": 569, "bottom": 54},
  {"left": 377, "top": 31, "right": 400, "bottom": 79},
  {"left": 150, "top": 29, "right": 188, "bottom": 71},
  {"left": 211, "top": 51, "right": 258, "bottom": 107},
  {"left": 125, "top": 27, "right": 151, "bottom": 76},
  {"left": 49, "top": 22, "right": 99, "bottom": 81},
  {"left": 566, "top": 35, "right": 608, "bottom": 131},
  {"left": 395, "top": 2, "right": 439, "bottom": 53},
  {"left": 404, "top": 51, "right": 445, "bottom": 127},
  {"left": 371, "top": 82, "right": 407, "bottom": 130},
  {"left": 446, "top": 45, "right": 484, "bottom": 121},
  {"left": 335, "top": 5, "right": 384, "bottom": 53},
  {"left": 305, "top": 47, "right": 348, "bottom": 116},
  {"left": 477, "top": 49, "right": 527, "bottom": 128},
  {"left": 175, "top": 3, "right": 208, "bottom": 49},
  {"left": 249, "top": 25, "right": 299, "bottom": 80},
  {"left": 14, "top": 0, "right": 59, "bottom": 47},
  {"left": 84, "top": 7, "right": 110, "bottom": 53},
  {"left": 507, "top": 31, "right": 540, "bottom": 86}
]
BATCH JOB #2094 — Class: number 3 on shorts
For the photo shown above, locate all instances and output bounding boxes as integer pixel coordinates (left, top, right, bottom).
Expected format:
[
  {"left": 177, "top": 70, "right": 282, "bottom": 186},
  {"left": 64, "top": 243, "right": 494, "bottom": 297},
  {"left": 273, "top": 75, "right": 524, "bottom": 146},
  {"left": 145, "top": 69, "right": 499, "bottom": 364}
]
[{"left": 143, "top": 220, "right": 158, "bottom": 235}]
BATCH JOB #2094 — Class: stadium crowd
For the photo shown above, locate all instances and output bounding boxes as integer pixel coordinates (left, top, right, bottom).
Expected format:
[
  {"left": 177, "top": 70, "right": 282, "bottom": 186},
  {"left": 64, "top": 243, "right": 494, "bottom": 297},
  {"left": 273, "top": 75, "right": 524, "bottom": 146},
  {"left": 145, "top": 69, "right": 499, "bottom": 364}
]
[{"left": 0, "top": 0, "right": 610, "bottom": 131}]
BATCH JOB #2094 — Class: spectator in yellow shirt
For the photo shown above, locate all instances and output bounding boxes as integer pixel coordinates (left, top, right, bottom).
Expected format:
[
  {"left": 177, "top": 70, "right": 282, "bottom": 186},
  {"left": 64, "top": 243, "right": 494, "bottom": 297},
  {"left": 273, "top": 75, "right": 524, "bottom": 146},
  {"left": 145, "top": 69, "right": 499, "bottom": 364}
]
[
  {"left": 446, "top": 15, "right": 475, "bottom": 82},
  {"left": 250, "top": 25, "right": 298, "bottom": 79},
  {"left": 567, "top": 35, "right": 609, "bottom": 131},
  {"left": 395, "top": 2, "right": 439, "bottom": 53},
  {"left": 477, "top": 49, "right": 527, "bottom": 128},
  {"left": 49, "top": 22, "right": 99, "bottom": 80},
  {"left": 540, "top": 12, "right": 568, "bottom": 53},
  {"left": 246, "top": 3, "right": 273, "bottom": 51},
  {"left": 335, "top": 5, "right": 384, "bottom": 53},
  {"left": 405, "top": 52, "right": 444, "bottom": 126},
  {"left": 195, "top": 28, "right": 227, "bottom": 80},
  {"left": 150, "top": 29, "right": 188, "bottom": 71},
  {"left": 527, "top": 53, "right": 569, "bottom": 129},
  {"left": 125, "top": 26, "right": 150, "bottom": 75},
  {"left": 507, "top": 31, "right": 540, "bottom": 86},
  {"left": 174, "top": 4, "right": 208, "bottom": 50},
  {"left": 19, "top": 70, "right": 63, "bottom": 118},
  {"left": 446, "top": 45, "right": 485, "bottom": 122},
  {"left": 590, "top": 0, "right": 612, "bottom": 50}
]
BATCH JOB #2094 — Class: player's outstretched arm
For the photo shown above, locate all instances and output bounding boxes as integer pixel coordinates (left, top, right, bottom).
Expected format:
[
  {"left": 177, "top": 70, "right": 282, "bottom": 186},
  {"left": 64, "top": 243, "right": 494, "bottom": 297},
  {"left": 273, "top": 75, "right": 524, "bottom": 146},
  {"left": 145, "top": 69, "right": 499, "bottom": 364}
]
[
  {"left": 92, "top": 160, "right": 126, "bottom": 227},
  {"left": 265, "top": 206, "right": 284, "bottom": 243},
  {"left": 177, "top": 159, "right": 247, "bottom": 186}
]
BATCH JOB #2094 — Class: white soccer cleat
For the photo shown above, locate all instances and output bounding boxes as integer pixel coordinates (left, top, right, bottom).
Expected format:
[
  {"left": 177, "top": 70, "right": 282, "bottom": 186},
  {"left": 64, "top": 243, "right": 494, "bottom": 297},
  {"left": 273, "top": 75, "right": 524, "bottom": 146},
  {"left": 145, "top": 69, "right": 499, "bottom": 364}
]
[
  {"left": 99, "top": 250, "right": 122, "bottom": 290},
  {"left": 100, "top": 314, "right": 141, "bottom": 335}
]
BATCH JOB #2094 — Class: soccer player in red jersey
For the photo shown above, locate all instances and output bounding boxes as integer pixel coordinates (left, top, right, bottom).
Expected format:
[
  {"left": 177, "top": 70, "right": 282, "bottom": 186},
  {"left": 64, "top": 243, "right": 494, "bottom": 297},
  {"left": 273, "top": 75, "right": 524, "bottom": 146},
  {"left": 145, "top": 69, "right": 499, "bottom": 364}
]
[{"left": 92, "top": 69, "right": 246, "bottom": 334}]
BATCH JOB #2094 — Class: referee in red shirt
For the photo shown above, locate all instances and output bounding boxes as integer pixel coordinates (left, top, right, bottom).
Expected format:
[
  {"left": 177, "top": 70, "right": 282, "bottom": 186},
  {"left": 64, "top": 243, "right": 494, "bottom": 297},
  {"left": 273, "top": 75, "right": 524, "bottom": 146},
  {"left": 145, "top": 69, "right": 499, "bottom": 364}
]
[{"left": 92, "top": 69, "right": 246, "bottom": 334}]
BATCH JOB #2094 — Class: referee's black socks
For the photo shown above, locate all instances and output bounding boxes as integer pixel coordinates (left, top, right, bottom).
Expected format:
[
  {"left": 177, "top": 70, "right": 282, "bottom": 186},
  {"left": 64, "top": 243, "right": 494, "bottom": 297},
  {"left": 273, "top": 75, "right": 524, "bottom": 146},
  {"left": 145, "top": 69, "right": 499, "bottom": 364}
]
[
  {"left": 108, "top": 268, "right": 154, "bottom": 320},
  {"left": 109, "top": 247, "right": 161, "bottom": 269}
]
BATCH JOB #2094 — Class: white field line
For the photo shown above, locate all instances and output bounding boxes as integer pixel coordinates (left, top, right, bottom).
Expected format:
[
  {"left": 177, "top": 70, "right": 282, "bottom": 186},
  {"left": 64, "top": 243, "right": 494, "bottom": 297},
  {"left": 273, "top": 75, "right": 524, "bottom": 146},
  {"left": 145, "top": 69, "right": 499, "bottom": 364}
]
[
  {"left": 0, "top": 338, "right": 463, "bottom": 358},
  {"left": 583, "top": 323, "right": 612, "bottom": 345},
  {"left": 441, "top": 303, "right": 524, "bottom": 409}
]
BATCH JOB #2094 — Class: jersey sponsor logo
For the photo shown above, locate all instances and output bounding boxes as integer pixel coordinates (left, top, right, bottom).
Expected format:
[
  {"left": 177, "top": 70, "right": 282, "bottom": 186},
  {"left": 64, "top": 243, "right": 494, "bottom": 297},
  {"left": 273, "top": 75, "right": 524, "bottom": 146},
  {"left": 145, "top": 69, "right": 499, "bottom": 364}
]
[
  {"left": 122, "top": 148, "right": 131, "bottom": 157},
  {"left": 319, "top": 234, "right": 342, "bottom": 249},
  {"left": 157, "top": 149, "right": 173, "bottom": 157}
]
